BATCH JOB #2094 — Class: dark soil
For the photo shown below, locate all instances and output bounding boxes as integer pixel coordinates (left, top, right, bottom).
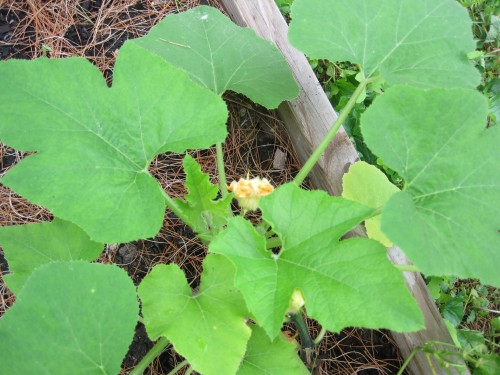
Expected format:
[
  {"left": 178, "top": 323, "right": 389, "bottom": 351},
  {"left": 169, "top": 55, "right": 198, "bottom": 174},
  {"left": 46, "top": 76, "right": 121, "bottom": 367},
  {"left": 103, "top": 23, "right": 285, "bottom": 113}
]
[{"left": 0, "top": 1, "right": 407, "bottom": 374}]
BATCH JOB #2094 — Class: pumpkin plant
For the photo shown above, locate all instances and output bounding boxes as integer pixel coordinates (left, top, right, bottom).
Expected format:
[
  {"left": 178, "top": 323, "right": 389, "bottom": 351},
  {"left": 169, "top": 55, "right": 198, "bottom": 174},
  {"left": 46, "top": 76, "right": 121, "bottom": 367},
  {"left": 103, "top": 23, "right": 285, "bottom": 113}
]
[{"left": 0, "top": 1, "right": 498, "bottom": 374}]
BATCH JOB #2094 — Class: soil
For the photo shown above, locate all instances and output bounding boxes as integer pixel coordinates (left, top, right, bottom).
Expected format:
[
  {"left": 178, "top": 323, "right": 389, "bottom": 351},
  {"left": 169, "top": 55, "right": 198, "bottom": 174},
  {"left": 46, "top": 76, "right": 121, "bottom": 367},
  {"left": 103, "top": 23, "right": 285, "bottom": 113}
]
[{"left": 0, "top": 1, "right": 407, "bottom": 374}]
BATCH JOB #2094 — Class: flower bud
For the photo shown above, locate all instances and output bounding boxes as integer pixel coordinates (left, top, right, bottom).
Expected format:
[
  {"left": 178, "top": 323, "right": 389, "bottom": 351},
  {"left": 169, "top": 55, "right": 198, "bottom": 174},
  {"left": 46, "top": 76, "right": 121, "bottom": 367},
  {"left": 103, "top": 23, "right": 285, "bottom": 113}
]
[{"left": 287, "top": 289, "right": 305, "bottom": 314}]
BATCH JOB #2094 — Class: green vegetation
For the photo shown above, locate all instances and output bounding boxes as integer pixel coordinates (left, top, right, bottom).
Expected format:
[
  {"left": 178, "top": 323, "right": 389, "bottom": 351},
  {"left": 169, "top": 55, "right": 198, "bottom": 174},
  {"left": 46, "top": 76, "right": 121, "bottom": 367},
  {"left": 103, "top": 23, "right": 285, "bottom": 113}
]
[
  {"left": 307, "top": 0, "right": 500, "bottom": 372},
  {"left": 0, "top": 1, "right": 498, "bottom": 374}
]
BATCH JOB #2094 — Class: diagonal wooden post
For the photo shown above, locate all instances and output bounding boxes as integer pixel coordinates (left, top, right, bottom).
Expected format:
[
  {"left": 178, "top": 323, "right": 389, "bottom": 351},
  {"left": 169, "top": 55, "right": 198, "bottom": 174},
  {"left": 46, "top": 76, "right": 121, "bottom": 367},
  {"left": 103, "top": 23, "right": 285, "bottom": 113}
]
[{"left": 218, "top": 1, "right": 468, "bottom": 374}]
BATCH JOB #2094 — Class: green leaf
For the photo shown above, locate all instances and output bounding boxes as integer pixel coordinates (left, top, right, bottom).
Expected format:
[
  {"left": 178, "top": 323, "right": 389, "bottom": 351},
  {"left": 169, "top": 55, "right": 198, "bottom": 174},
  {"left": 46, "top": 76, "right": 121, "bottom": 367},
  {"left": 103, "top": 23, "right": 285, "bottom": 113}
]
[
  {"left": 138, "top": 254, "right": 251, "bottom": 375},
  {"left": 444, "top": 319, "right": 461, "bottom": 348},
  {"left": 131, "top": 5, "right": 299, "bottom": 108},
  {"left": 0, "top": 261, "right": 139, "bottom": 375},
  {"left": 426, "top": 276, "right": 443, "bottom": 300},
  {"left": 210, "top": 183, "right": 424, "bottom": 339},
  {"left": 361, "top": 86, "right": 500, "bottom": 286},
  {"left": 492, "top": 317, "right": 500, "bottom": 331},
  {"left": 0, "top": 218, "right": 103, "bottom": 294},
  {"left": 342, "top": 161, "right": 399, "bottom": 246},
  {"left": 289, "top": 0, "right": 480, "bottom": 88},
  {"left": 457, "top": 329, "right": 485, "bottom": 352},
  {"left": 237, "top": 325, "right": 309, "bottom": 375},
  {"left": 0, "top": 42, "right": 228, "bottom": 243},
  {"left": 474, "top": 354, "right": 500, "bottom": 375},
  {"left": 174, "top": 154, "right": 232, "bottom": 239},
  {"left": 442, "top": 295, "right": 465, "bottom": 326}
]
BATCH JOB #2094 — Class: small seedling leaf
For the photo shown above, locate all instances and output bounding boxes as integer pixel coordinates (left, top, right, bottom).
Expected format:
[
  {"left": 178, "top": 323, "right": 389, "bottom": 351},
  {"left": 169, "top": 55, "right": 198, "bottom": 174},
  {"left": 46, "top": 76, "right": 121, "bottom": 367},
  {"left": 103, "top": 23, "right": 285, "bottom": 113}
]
[
  {"left": 362, "top": 86, "right": 500, "bottom": 286},
  {"left": 289, "top": 0, "right": 480, "bottom": 88},
  {"left": 0, "top": 42, "right": 227, "bottom": 243},
  {"left": 210, "top": 183, "right": 424, "bottom": 339},
  {"left": 342, "top": 161, "right": 399, "bottom": 246},
  {"left": 131, "top": 6, "right": 299, "bottom": 108},
  {"left": 174, "top": 154, "right": 232, "bottom": 239},
  {"left": 0, "top": 218, "right": 103, "bottom": 294},
  {"left": 237, "top": 325, "right": 309, "bottom": 375},
  {"left": 0, "top": 261, "right": 139, "bottom": 375},
  {"left": 138, "top": 254, "right": 251, "bottom": 375}
]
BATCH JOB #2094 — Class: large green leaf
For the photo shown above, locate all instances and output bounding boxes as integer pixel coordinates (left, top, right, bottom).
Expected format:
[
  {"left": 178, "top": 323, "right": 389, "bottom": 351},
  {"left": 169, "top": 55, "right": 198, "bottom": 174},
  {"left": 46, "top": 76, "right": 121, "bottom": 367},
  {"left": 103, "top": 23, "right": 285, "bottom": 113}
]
[
  {"left": 131, "top": 5, "right": 299, "bottom": 108},
  {"left": 342, "top": 161, "right": 399, "bottom": 246},
  {"left": 0, "top": 218, "right": 103, "bottom": 294},
  {"left": 0, "top": 261, "right": 139, "bottom": 375},
  {"left": 210, "top": 183, "right": 424, "bottom": 339},
  {"left": 237, "top": 325, "right": 309, "bottom": 375},
  {"left": 174, "top": 154, "right": 232, "bottom": 240},
  {"left": 289, "top": 0, "right": 480, "bottom": 88},
  {"left": 361, "top": 86, "right": 500, "bottom": 286},
  {"left": 138, "top": 254, "right": 251, "bottom": 375},
  {"left": 0, "top": 42, "right": 227, "bottom": 243}
]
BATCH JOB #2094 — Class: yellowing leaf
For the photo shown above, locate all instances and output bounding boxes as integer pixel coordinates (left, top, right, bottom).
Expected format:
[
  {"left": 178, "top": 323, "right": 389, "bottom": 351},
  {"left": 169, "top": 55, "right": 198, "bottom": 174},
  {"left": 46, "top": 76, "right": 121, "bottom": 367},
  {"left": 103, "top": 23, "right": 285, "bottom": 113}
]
[{"left": 343, "top": 161, "right": 399, "bottom": 246}]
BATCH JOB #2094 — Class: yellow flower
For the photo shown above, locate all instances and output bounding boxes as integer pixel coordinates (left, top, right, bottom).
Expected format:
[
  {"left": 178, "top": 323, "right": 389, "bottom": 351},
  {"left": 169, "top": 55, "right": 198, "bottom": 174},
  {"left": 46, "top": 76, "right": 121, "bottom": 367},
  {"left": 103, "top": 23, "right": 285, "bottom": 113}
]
[{"left": 228, "top": 177, "right": 274, "bottom": 211}]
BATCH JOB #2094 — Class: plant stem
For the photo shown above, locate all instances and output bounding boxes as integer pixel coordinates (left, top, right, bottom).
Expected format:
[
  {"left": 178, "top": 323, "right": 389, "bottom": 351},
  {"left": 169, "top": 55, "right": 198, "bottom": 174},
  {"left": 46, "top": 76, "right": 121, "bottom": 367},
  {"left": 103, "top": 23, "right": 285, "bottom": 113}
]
[
  {"left": 394, "top": 264, "right": 420, "bottom": 273},
  {"left": 289, "top": 312, "right": 315, "bottom": 368},
  {"left": 293, "top": 77, "right": 378, "bottom": 186},
  {"left": 166, "top": 360, "right": 189, "bottom": 375},
  {"left": 130, "top": 337, "right": 170, "bottom": 375},
  {"left": 185, "top": 366, "right": 194, "bottom": 375},
  {"left": 161, "top": 188, "right": 190, "bottom": 224},
  {"left": 289, "top": 312, "right": 314, "bottom": 350},
  {"left": 396, "top": 346, "right": 420, "bottom": 375},
  {"left": 426, "top": 353, "right": 438, "bottom": 375},
  {"left": 216, "top": 142, "right": 228, "bottom": 198},
  {"left": 313, "top": 327, "right": 327, "bottom": 345}
]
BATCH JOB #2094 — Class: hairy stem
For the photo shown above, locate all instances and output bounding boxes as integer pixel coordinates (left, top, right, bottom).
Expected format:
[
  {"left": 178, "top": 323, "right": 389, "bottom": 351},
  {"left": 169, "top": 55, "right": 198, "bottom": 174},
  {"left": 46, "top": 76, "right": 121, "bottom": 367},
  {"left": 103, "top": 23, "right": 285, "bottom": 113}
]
[
  {"left": 130, "top": 337, "right": 170, "bottom": 375},
  {"left": 216, "top": 142, "right": 228, "bottom": 198},
  {"left": 293, "top": 77, "right": 378, "bottom": 186}
]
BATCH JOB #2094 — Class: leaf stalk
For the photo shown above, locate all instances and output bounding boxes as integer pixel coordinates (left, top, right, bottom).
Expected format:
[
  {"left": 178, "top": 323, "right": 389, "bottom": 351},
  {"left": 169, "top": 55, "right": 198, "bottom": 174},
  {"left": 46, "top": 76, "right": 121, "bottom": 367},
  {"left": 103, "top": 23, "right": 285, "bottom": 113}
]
[
  {"left": 313, "top": 327, "right": 327, "bottom": 345},
  {"left": 293, "top": 77, "right": 379, "bottom": 186},
  {"left": 130, "top": 336, "right": 170, "bottom": 375},
  {"left": 216, "top": 142, "right": 229, "bottom": 198},
  {"left": 161, "top": 189, "right": 191, "bottom": 225},
  {"left": 166, "top": 360, "right": 189, "bottom": 375}
]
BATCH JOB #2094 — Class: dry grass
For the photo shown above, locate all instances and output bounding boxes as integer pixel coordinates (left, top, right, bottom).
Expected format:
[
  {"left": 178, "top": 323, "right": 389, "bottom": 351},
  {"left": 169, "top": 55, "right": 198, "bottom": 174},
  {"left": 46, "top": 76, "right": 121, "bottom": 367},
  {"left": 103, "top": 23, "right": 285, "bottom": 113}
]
[{"left": 0, "top": 1, "right": 405, "bottom": 373}]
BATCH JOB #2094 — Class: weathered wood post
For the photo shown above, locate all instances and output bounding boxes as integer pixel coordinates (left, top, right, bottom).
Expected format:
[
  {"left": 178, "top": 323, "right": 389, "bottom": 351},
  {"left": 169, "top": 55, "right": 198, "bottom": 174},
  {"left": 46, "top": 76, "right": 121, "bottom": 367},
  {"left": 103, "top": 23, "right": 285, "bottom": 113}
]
[{"left": 218, "top": 1, "right": 468, "bottom": 374}]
